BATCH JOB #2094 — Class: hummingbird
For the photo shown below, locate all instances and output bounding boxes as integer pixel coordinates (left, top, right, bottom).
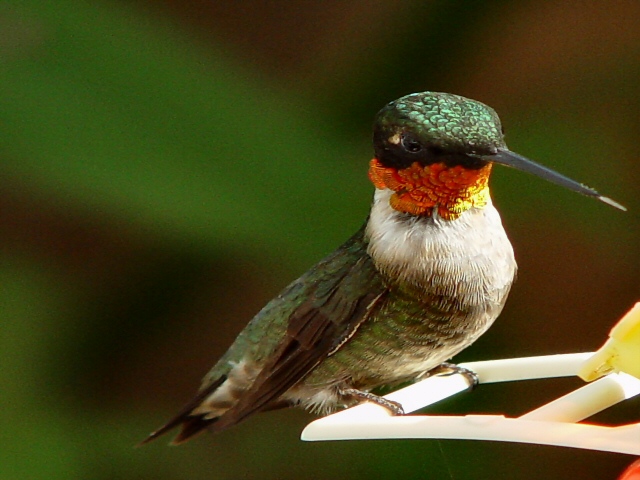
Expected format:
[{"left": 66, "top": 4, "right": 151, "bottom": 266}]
[{"left": 141, "top": 92, "right": 624, "bottom": 445}]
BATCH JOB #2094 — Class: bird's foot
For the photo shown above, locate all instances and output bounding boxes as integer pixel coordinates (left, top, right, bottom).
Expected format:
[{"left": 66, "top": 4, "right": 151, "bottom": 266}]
[
  {"left": 427, "top": 362, "right": 479, "bottom": 390},
  {"left": 339, "top": 387, "right": 405, "bottom": 415}
]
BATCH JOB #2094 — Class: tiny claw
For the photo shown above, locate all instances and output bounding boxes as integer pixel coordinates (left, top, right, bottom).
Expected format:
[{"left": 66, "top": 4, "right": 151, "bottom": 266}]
[
  {"left": 428, "top": 362, "right": 479, "bottom": 390},
  {"left": 340, "top": 387, "right": 405, "bottom": 415}
]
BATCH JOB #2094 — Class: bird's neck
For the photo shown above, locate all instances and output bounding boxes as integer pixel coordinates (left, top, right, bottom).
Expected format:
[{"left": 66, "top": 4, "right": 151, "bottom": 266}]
[
  {"left": 368, "top": 159, "right": 492, "bottom": 220},
  {"left": 365, "top": 188, "right": 515, "bottom": 304}
]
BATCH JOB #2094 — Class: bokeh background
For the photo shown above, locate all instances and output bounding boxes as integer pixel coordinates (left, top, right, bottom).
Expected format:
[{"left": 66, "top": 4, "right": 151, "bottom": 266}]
[{"left": 1, "top": 1, "right": 638, "bottom": 479}]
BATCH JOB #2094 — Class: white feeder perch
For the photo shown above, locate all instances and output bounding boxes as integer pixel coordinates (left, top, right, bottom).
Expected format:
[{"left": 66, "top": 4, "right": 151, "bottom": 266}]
[{"left": 302, "top": 303, "right": 640, "bottom": 456}]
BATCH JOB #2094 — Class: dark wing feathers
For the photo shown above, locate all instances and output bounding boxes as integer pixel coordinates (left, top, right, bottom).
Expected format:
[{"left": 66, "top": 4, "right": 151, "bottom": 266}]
[
  {"left": 144, "top": 224, "right": 387, "bottom": 442},
  {"left": 138, "top": 375, "right": 226, "bottom": 445},
  {"left": 212, "top": 231, "right": 387, "bottom": 431}
]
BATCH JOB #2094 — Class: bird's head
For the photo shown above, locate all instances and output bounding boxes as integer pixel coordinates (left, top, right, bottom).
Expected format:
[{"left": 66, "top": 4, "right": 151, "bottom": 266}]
[{"left": 370, "top": 92, "right": 624, "bottom": 220}]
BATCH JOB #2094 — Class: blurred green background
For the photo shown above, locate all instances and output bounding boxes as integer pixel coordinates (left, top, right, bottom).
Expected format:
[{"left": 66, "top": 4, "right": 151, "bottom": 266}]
[{"left": 1, "top": 1, "right": 638, "bottom": 479}]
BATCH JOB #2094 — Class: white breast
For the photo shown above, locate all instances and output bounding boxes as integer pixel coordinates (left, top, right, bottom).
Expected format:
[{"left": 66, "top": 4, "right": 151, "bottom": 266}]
[{"left": 365, "top": 189, "right": 516, "bottom": 306}]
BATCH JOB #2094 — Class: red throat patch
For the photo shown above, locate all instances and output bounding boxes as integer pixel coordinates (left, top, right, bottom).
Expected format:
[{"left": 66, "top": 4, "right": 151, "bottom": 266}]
[{"left": 368, "top": 158, "right": 492, "bottom": 220}]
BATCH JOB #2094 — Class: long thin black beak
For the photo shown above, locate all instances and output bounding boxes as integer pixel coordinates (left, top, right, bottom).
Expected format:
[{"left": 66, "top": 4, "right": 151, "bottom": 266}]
[{"left": 489, "top": 150, "right": 626, "bottom": 211}]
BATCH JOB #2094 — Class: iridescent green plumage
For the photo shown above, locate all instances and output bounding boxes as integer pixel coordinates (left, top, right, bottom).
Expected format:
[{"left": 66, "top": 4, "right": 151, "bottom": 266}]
[{"left": 374, "top": 92, "right": 505, "bottom": 158}]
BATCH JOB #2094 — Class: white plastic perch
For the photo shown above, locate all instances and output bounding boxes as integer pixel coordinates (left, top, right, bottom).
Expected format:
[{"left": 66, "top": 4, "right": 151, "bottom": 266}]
[{"left": 301, "top": 303, "right": 640, "bottom": 455}]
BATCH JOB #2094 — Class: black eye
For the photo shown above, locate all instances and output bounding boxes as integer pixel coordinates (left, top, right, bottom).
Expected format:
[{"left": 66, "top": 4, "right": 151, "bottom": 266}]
[{"left": 400, "top": 134, "right": 422, "bottom": 153}]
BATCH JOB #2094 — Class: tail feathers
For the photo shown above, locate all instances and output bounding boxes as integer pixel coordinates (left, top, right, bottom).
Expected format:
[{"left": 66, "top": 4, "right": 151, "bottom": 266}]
[
  {"left": 169, "top": 415, "right": 217, "bottom": 445},
  {"left": 138, "top": 376, "right": 226, "bottom": 446}
]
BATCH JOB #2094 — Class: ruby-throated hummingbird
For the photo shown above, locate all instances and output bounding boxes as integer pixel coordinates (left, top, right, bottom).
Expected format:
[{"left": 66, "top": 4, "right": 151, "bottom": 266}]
[{"left": 142, "top": 92, "right": 624, "bottom": 445}]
